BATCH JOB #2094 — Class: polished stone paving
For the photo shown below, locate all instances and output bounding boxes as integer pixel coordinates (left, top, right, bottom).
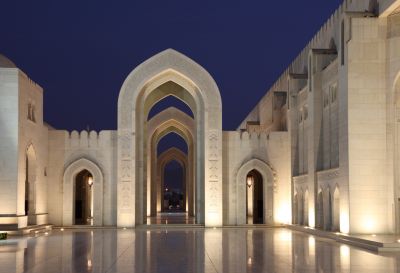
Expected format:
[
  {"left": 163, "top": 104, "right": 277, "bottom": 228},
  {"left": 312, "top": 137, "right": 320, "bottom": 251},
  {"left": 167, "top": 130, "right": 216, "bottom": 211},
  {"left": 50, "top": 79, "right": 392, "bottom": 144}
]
[{"left": 1, "top": 227, "right": 400, "bottom": 273}]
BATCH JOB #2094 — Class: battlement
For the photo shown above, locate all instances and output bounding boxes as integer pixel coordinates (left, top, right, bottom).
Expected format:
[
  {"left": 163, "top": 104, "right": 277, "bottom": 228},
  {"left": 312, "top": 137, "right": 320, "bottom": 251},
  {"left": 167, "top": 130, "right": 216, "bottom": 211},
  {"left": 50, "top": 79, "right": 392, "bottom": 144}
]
[{"left": 64, "top": 130, "right": 115, "bottom": 149}]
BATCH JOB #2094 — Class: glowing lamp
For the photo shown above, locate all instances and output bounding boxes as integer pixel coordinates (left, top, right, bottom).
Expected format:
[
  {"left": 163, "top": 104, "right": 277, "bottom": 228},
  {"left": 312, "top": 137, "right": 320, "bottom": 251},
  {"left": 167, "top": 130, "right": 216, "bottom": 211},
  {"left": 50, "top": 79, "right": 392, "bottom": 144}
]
[
  {"left": 87, "top": 176, "right": 93, "bottom": 187},
  {"left": 246, "top": 175, "right": 254, "bottom": 188}
]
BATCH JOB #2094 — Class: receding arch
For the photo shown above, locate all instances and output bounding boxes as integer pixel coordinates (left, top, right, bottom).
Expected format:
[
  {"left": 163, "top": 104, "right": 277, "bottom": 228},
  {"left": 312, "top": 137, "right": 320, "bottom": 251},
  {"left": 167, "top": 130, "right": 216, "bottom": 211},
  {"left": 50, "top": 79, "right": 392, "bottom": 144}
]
[
  {"left": 63, "top": 158, "right": 104, "bottom": 226},
  {"left": 118, "top": 49, "right": 222, "bottom": 227},
  {"left": 147, "top": 88, "right": 195, "bottom": 120},
  {"left": 148, "top": 120, "right": 195, "bottom": 218},
  {"left": 235, "top": 158, "right": 275, "bottom": 225},
  {"left": 157, "top": 147, "right": 191, "bottom": 214}
]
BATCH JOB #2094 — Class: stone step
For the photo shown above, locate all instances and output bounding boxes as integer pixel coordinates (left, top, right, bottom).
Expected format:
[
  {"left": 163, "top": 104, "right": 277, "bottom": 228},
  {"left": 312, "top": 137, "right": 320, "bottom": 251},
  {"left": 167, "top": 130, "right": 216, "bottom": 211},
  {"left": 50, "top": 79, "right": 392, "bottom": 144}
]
[{"left": 2, "top": 224, "right": 53, "bottom": 236}]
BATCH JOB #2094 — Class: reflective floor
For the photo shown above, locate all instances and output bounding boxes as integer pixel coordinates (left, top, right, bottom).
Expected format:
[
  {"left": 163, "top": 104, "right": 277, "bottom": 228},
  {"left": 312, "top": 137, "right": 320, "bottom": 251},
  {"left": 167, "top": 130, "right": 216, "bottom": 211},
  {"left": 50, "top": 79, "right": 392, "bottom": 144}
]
[{"left": 1, "top": 227, "right": 400, "bottom": 273}]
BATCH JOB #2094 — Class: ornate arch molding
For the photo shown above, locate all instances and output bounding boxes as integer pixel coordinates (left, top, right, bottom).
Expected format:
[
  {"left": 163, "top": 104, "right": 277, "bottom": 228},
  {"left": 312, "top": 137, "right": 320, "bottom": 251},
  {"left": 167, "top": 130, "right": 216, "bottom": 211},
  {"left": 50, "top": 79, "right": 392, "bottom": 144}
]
[
  {"left": 117, "top": 49, "right": 222, "bottom": 227},
  {"left": 235, "top": 158, "right": 277, "bottom": 225},
  {"left": 62, "top": 158, "right": 104, "bottom": 226}
]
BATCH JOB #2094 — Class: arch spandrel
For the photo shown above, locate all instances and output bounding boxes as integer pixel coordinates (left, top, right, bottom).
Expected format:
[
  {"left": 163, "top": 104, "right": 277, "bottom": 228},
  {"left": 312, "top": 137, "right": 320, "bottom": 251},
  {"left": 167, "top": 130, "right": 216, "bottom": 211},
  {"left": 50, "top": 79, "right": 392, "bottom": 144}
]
[{"left": 117, "top": 49, "right": 222, "bottom": 227}]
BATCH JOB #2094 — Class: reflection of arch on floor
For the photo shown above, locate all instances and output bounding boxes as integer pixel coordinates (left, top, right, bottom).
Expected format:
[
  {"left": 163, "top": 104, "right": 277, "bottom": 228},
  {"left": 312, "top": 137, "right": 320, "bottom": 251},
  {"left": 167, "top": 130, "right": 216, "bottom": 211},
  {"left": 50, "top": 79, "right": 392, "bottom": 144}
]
[
  {"left": 25, "top": 144, "right": 37, "bottom": 225},
  {"left": 157, "top": 147, "right": 192, "bottom": 215},
  {"left": 63, "top": 158, "right": 104, "bottom": 226},
  {"left": 118, "top": 49, "right": 223, "bottom": 227},
  {"left": 235, "top": 158, "right": 275, "bottom": 225}
]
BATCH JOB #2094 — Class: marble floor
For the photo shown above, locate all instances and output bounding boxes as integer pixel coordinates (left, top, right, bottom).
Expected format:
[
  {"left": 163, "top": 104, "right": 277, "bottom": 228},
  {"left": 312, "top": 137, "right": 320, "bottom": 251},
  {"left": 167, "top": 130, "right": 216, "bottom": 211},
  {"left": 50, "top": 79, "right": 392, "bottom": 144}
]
[{"left": 0, "top": 227, "right": 400, "bottom": 273}]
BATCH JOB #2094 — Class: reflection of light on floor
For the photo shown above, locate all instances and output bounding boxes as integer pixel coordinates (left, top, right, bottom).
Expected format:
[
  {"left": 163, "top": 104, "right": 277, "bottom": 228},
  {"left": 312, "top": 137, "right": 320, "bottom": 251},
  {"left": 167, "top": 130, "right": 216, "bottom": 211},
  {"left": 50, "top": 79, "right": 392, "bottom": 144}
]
[
  {"left": 87, "top": 259, "right": 92, "bottom": 270},
  {"left": 308, "top": 236, "right": 315, "bottom": 257},
  {"left": 278, "top": 230, "right": 292, "bottom": 242},
  {"left": 340, "top": 245, "right": 350, "bottom": 269}
]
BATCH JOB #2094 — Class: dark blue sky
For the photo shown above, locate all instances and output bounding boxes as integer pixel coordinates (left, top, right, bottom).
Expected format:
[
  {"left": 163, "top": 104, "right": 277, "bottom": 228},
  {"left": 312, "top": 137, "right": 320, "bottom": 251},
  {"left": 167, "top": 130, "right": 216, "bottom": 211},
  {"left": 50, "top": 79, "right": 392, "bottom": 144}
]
[{"left": 0, "top": 0, "right": 342, "bottom": 131}]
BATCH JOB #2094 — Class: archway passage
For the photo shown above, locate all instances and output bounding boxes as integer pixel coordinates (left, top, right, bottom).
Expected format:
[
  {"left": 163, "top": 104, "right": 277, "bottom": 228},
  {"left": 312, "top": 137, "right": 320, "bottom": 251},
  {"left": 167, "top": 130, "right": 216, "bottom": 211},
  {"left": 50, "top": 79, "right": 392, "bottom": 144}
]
[
  {"left": 74, "top": 170, "right": 93, "bottom": 225},
  {"left": 117, "top": 49, "right": 223, "bottom": 227},
  {"left": 246, "top": 170, "right": 264, "bottom": 224},
  {"left": 25, "top": 145, "right": 37, "bottom": 225}
]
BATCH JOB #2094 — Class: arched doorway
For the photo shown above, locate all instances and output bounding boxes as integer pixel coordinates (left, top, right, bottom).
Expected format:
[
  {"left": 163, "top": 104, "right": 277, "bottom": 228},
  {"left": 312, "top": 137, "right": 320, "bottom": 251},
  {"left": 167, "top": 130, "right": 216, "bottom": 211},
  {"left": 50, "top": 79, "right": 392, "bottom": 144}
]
[
  {"left": 235, "top": 158, "right": 275, "bottom": 225},
  {"left": 316, "top": 189, "right": 324, "bottom": 229},
  {"left": 118, "top": 49, "right": 223, "bottom": 227},
  {"left": 63, "top": 158, "right": 104, "bottom": 226},
  {"left": 293, "top": 191, "right": 298, "bottom": 224},
  {"left": 74, "top": 170, "right": 93, "bottom": 225},
  {"left": 246, "top": 170, "right": 264, "bottom": 224},
  {"left": 25, "top": 145, "right": 37, "bottom": 225},
  {"left": 304, "top": 190, "right": 309, "bottom": 226},
  {"left": 332, "top": 186, "right": 340, "bottom": 231}
]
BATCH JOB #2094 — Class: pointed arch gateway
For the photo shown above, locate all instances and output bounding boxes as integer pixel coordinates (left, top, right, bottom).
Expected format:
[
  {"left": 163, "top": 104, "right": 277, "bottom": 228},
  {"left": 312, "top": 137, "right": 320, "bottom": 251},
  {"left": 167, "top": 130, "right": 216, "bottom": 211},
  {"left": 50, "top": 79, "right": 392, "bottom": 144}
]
[
  {"left": 117, "top": 49, "right": 223, "bottom": 227},
  {"left": 235, "top": 158, "right": 275, "bottom": 225}
]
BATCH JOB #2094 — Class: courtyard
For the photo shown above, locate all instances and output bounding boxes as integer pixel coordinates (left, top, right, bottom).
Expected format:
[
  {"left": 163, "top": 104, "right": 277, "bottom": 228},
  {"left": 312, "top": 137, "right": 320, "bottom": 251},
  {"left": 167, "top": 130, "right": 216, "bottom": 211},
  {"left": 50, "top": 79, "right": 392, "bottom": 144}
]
[{"left": 0, "top": 227, "right": 399, "bottom": 273}]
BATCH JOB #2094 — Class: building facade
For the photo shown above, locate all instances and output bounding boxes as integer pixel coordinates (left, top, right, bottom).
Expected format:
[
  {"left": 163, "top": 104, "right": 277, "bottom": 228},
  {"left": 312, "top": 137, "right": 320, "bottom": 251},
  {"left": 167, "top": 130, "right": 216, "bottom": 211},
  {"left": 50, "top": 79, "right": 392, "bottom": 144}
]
[{"left": 1, "top": 0, "right": 400, "bottom": 234}]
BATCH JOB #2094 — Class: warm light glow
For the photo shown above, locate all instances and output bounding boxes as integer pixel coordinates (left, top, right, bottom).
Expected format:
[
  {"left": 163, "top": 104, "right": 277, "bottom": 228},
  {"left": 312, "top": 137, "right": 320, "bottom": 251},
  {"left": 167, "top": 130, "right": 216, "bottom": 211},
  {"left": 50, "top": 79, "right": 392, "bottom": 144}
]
[
  {"left": 276, "top": 203, "right": 291, "bottom": 224},
  {"left": 247, "top": 257, "right": 252, "bottom": 266},
  {"left": 364, "top": 218, "right": 375, "bottom": 233},
  {"left": 206, "top": 212, "right": 222, "bottom": 227},
  {"left": 371, "top": 234, "right": 376, "bottom": 237},
  {"left": 309, "top": 208, "right": 315, "bottom": 228},
  {"left": 87, "top": 260, "right": 92, "bottom": 269},
  {"left": 340, "top": 212, "right": 349, "bottom": 233},
  {"left": 278, "top": 230, "right": 292, "bottom": 242},
  {"left": 123, "top": 227, "right": 127, "bottom": 230},
  {"left": 87, "top": 176, "right": 93, "bottom": 186},
  {"left": 246, "top": 175, "right": 254, "bottom": 188},
  {"left": 60, "top": 228, "right": 64, "bottom": 231},
  {"left": 340, "top": 245, "right": 350, "bottom": 269},
  {"left": 308, "top": 236, "right": 315, "bottom": 247}
]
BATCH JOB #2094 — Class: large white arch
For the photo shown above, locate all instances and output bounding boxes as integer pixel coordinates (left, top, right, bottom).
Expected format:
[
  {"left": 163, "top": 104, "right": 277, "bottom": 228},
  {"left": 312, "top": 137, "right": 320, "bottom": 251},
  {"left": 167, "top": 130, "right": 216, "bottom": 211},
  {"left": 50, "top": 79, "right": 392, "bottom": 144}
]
[
  {"left": 63, "top": 158, "right": 104, "bottom": 226},
  {"left": 235, "top": 158, "right": 275, "bottom": 225},
  {"left": 117, "top": 49, "right": 222, "bottom": 227}
]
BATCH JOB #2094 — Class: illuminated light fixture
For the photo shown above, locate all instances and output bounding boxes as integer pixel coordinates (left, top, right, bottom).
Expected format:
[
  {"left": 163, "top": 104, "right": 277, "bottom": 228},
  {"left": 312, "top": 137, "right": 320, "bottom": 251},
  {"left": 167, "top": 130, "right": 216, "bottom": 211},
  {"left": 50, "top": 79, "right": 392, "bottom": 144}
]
[
  {"left": 213, "top": 227, "right": 217, "bottom": 230},
  {"left": 165, "top": 187, "right": 168, "bottom": 192},
  {"left": 247, "top": 257, "right": 252, "bottom": 265},
  {"left": 123, "top": 227, "right": 126, "bottom": 230},
  {"left": 87, "top": 175, "right": 94, "bottom": 187},
  {"left": 45, "top": 232, "right": 49, "bottom": 236},
  {"left": 60, "top": 228, "right": 64, "bottom": 231},
  {"left": 335, "top": 232, "right": 340, "bottom": 235},
  {"left": 371, "top": 234, "right": 376, "bottom": 237},
  {"left": 246, "top": 175, "right": 254, "bottom": 188},
  {"left": 397, "top": 239, "right": 400, "bottom": 243}
]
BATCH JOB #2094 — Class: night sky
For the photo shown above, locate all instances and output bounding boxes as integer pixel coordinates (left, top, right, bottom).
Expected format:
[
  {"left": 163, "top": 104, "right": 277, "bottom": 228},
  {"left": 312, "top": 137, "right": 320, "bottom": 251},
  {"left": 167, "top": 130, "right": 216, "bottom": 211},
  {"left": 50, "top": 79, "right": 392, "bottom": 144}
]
[{"left": 0, "top": 1, "right": 342, "bottom": 131}]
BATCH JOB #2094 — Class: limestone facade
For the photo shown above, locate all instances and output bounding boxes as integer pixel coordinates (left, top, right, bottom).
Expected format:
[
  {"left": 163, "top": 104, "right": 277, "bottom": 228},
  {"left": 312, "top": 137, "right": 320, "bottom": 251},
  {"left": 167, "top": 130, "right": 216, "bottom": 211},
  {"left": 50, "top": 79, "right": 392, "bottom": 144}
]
[{"left": 1, "top": 0, "right": 400, "bottom": 234}]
